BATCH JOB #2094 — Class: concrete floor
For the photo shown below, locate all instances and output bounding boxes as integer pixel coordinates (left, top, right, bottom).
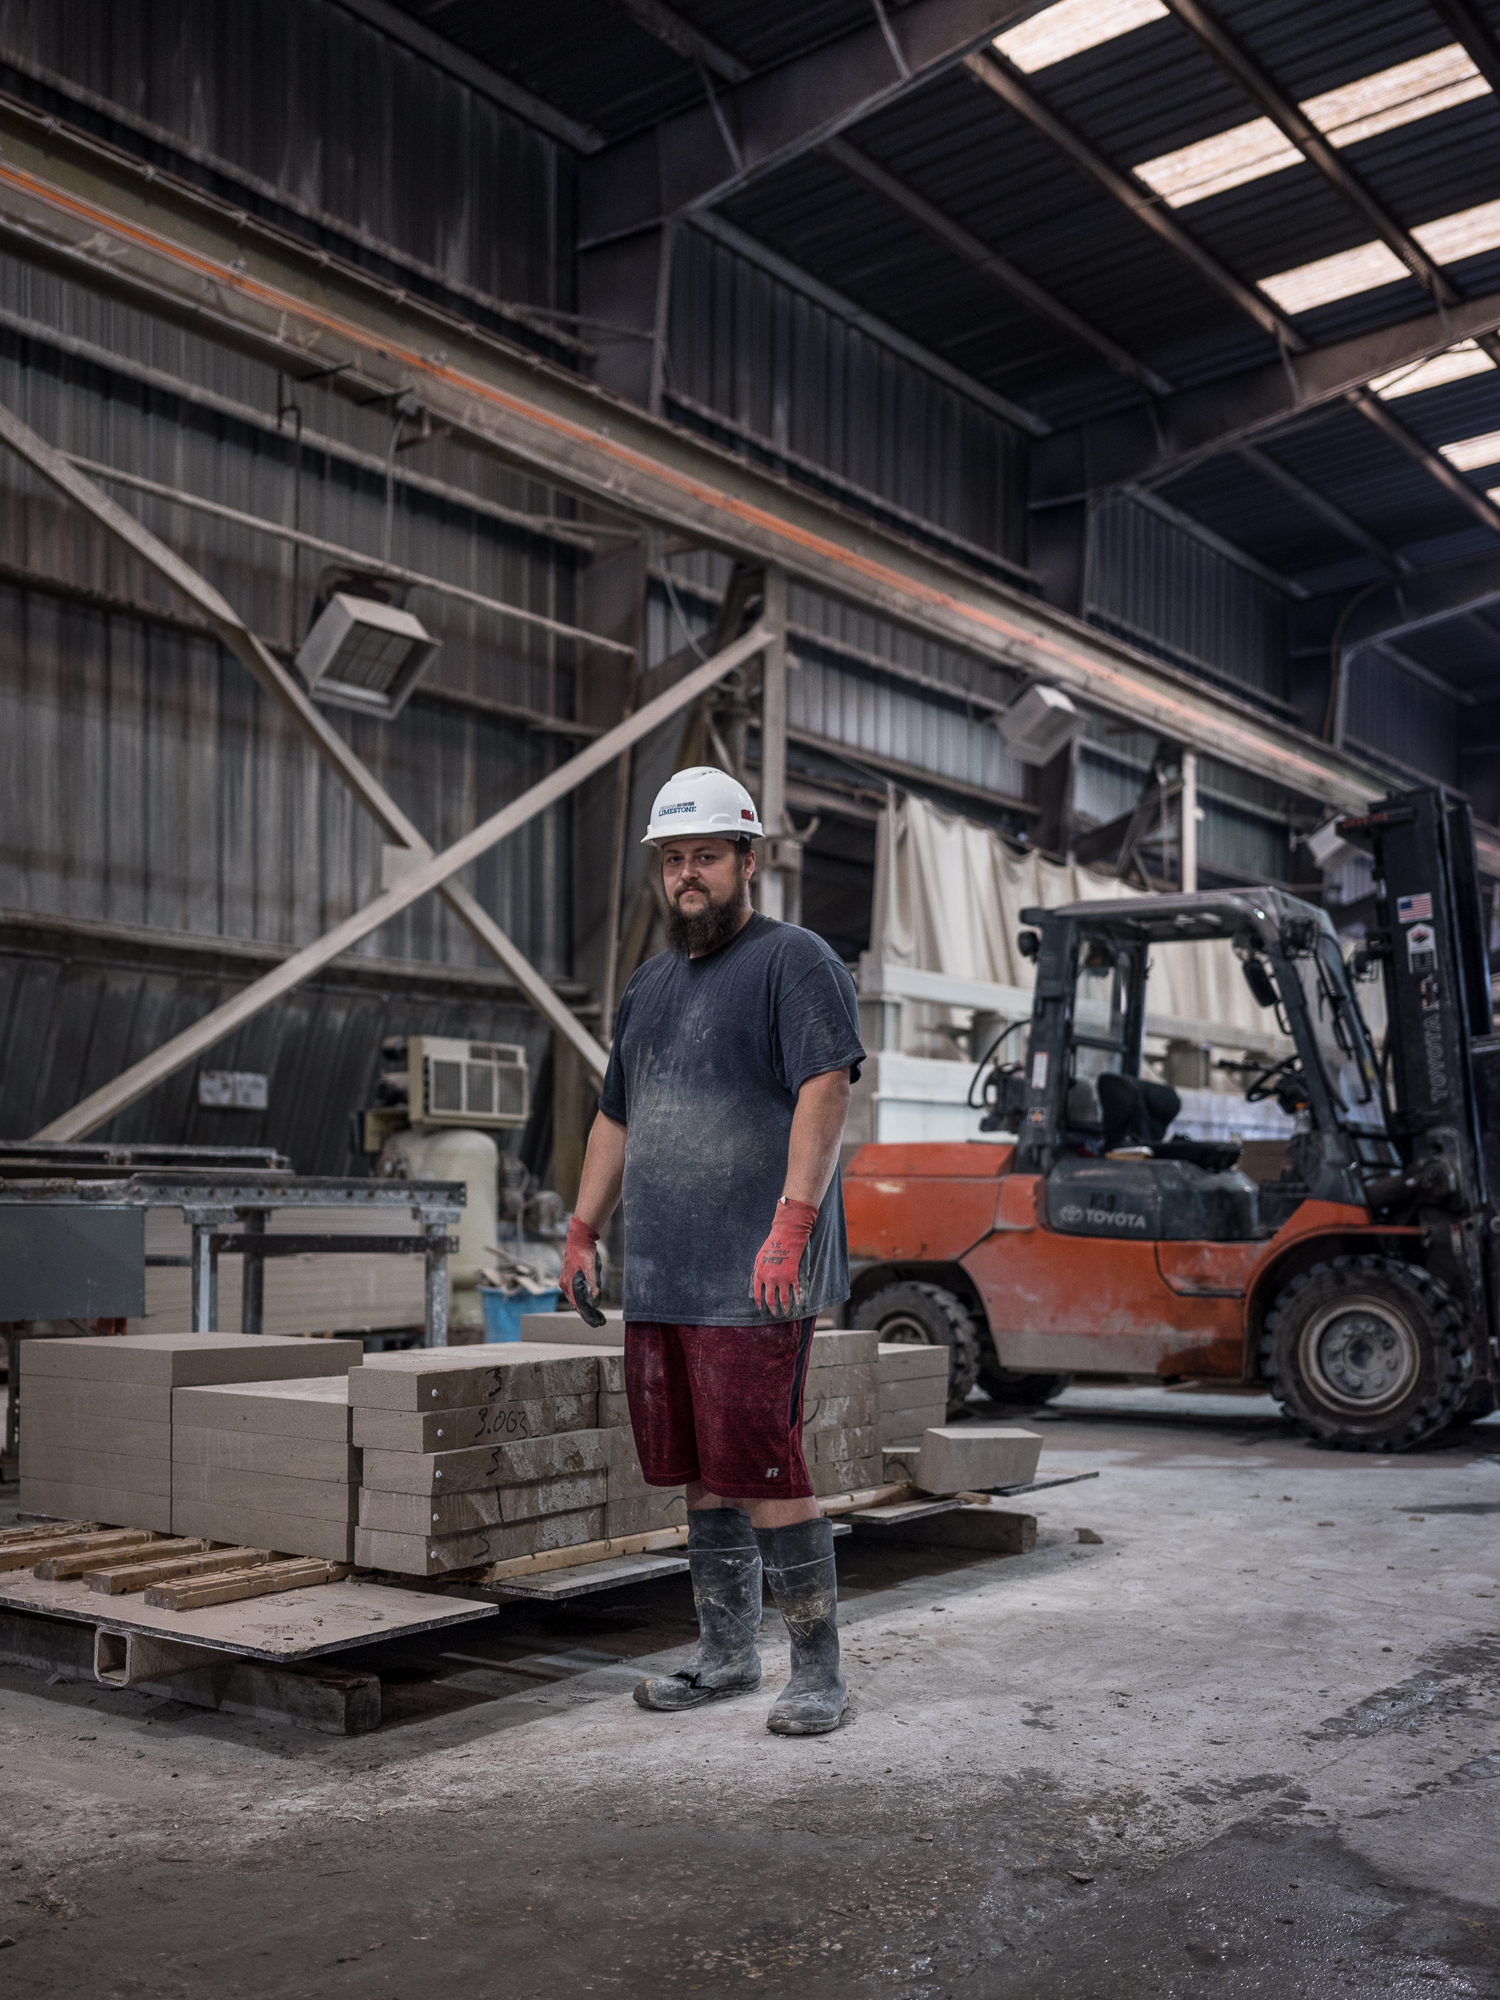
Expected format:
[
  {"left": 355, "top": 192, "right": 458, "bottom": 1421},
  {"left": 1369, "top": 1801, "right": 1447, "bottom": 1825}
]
[{"left": 1, "top": 1389, "right": 1498, "bottom": 1998}]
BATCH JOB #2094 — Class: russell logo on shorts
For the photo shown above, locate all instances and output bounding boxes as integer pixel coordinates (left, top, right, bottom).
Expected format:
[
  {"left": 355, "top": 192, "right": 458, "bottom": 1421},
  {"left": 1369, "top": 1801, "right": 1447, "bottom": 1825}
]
[{"left": 765, "top": 1466, "right": 780, "bottom": 1479}]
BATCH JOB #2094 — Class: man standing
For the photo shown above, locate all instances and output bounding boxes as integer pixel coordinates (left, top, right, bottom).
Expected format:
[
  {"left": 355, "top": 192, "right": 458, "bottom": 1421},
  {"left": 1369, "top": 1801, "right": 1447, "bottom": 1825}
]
[{"left": 559, "top": 766, "right": 865, "bottom": 1736}]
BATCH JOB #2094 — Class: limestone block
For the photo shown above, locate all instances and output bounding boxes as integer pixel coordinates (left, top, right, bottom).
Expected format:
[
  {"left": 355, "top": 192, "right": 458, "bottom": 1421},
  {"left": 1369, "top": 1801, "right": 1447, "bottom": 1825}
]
[
  {"left": 171, "top": 1463, "right": 358, "bottom": 1524},
  {"left": 808, "top": 1329, "right": 879, "bottom": 1368},
  {"left": 351, "top": 1394, "right": 597, "bottom": 1453},
  {"left": 352, "top": 1345, "right": 598, "bottom": 1411},
  {"left": 354, "top": 1506, "right": 604, "bottom": 1577},
  {"left": 802, "top": 1390, "right": 878, "bottom": 1432},
  {"left": 915, "top": 1426, "right": 1043, "bottom": 1495},
  {"left": 359, "top": 1429, "right": 609, "bottom": 1496},
  {"left": 359, "top": 1471, "right": 608, "bottom": 1537},
  {"left": 877, "top": 1341, "right": 950, "bottom": 1384},
  {"left": 604, "top": 1488, "right": 688, "bottom": 1539},
  {"left": 173, "top": 1376, "right": 351, "bottom": 1440},
  {"left": 15, "top": 1476, "right": 172, "bottom": 1534},
  {"left": 168, "top": 1496, "right": 355, "bottom": 1563},
  {"left": 21, "top": 1333, "right": 362, "bottom": 1386}
]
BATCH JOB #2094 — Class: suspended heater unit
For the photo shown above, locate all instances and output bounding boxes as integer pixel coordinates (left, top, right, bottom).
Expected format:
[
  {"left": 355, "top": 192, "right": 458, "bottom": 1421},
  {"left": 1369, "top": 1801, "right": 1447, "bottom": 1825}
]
[
  {"left": 995, "top": 683, "right": 1083, "bottom": 766},
  {"left": 407, "top": 1037, "right": 529, "bottom": 1129}
]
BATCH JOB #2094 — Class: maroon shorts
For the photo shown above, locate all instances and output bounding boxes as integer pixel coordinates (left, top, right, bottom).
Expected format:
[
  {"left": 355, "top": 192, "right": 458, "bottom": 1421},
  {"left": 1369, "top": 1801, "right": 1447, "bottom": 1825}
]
[{"left": 624, "top": 1318, "right": 816, "bottom": 1501}]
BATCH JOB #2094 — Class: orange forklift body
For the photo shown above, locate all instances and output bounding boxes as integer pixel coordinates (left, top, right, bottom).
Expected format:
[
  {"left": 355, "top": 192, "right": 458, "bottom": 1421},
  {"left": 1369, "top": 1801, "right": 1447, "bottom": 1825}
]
[{"left": 843, "top": 1141, "right": 1420, "bottom": 1383}]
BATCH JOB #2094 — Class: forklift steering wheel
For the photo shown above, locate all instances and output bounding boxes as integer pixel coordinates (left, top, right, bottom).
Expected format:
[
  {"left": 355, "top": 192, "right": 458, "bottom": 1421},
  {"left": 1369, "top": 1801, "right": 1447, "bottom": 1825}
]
[{"left": 1243, "top": 1052, "right": 1308, "bottom": 1108}]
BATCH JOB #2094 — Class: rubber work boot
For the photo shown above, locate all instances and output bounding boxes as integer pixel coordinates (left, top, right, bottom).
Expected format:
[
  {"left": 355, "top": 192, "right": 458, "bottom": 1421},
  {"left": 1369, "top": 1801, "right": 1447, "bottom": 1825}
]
[
  {"left": 633, "top": 1508, "right": 763, "bottom": 1711},
  {"left": 756, "top": 1517, "right": 848, "bottom": 1735}
]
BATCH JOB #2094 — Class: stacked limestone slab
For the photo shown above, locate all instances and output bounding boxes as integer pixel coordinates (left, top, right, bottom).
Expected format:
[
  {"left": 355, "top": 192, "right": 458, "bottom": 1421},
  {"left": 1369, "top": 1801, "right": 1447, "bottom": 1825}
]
[
  {"left": 351, "top": 1344, "right": 610, "bottom": 1576},
  {"left": 520, "top": 1309, "right": 623, "bottom": 1346},
  {"left": 19, "top": 1334, "right": 362, "bottom": 1534},
  {"left": 512, "top": 1320, "right": 883, "bottom": 1502},
  {"left": 595, "top": 1345, "right": 687, "bottom": 1539},
  {"left": 878, "top": 1341, "right": 950, "bottom": 1446},
  {"left": 171, "top": 1376, "right": 361, "bottom": 1562},
  {"left": 800, "top": 1329, "right": 882, "bottom": 1497}
]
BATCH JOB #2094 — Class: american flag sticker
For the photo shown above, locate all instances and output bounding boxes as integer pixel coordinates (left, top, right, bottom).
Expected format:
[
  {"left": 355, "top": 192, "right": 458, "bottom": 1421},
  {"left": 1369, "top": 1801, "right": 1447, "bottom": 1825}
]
[{"left": 1397, "top": 893, "right": 1433, "bottom": 923}]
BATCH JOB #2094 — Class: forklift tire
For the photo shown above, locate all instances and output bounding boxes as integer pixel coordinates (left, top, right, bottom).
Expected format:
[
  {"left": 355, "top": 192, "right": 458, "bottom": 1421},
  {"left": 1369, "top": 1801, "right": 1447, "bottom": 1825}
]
[
  {"left": 852, "top": 1282, "right": 981, "bottom": 1417},
  {"left": 977, "top": 1359, "right": 1073, "bottom": 1408},
  {"left": 1261, "top": 1256, "right": 1472, "bottom": 1452}
]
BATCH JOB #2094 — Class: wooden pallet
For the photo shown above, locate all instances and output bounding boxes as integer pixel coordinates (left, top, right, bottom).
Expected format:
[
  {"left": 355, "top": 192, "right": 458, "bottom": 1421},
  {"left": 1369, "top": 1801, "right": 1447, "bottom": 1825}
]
[
  {"left": 85, "top": 1547, "right": 272, "bottom": 1596},
  {"left": 35, "top": 1538, "right": 208, "bottom": 1583},
  {"left": 145, "top": 1559, "right": 351, "bottom": 1611},
  {"left": 0, "top": 1528, "right": 162, "bottom": 1575}
]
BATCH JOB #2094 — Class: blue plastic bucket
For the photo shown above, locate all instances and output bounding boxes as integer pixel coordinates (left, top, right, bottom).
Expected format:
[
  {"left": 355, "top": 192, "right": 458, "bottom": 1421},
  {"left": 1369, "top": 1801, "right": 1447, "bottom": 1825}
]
[{"left": 480, "top": 1286, "right": 559, "bottom": 1341}]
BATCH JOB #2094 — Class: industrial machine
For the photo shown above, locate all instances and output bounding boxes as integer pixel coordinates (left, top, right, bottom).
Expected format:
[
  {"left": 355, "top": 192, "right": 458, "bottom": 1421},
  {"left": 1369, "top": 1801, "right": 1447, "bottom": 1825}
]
[{"left": 843, "top": 787, "right": 1500, "bottom": 1452}]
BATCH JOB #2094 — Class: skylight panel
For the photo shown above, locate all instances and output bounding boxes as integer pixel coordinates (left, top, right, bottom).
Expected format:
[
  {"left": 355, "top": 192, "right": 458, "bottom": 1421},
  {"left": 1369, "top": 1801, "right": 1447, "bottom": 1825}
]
[
  {"left": 1260, "top": 199, "right": 1500, "bottom": 315},
  {"left": 1439, "top": 428, "right": 1500, "bottom": 472},
  {"left": 1369, "top": 342, "right": 1496, "bottom": 400},
  {"left": 1134, "top": 45, "right": 1485, "bottom": 209},
  {"left": 1136, "top": 120, "right": 1297, "bottom": 206},
  {"left": 1258, "top": 240, "right": 1410, "bottom": 315},
  {"left": 1306, "top": 44, "right": 1486, "bottom": 149},
  {"left": 994, "top": 0, "right": 1167, "bottom": 74},
  {"left": 1412, "top": 197, "right": 1500, "bottom": 265}
]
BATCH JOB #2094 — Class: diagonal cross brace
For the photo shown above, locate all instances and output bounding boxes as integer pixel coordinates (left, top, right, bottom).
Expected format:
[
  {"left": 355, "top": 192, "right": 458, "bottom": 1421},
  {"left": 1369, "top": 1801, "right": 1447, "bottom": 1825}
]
[
  {"left": 31, "top": 620, "right": 775, "bottom": 1141},
  {"left": 0, "top": 397, "right": 615, "bottom": 1084}
]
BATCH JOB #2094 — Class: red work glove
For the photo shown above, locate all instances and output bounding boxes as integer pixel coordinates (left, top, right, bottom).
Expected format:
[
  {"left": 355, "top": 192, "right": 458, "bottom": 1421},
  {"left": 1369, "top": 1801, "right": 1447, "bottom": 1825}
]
[
  {"left": 560, "top": 1214, "right": 601, "bottom": 1317},
  {"left": 751, "top": 1197, "right": 819, "bottom": 1317}
]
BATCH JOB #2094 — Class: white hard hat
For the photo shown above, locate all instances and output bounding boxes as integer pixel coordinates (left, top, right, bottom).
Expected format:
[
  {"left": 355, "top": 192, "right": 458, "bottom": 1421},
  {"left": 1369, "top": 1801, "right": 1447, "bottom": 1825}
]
[{"left": 642, "top": 766, "right": 763, "bottom": 844}]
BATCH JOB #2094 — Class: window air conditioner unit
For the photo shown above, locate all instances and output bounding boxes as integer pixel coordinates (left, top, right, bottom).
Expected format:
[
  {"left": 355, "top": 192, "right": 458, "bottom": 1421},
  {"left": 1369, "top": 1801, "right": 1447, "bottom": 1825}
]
[
  {"left": 297, "top": 593, "right": 440, "bottom": 719},
  {"left": 995, "top": 683, "right": 1083, "bottom": 766},
  {"left": 407, "top": 1037, "right": 530, "bottom": 1130}
]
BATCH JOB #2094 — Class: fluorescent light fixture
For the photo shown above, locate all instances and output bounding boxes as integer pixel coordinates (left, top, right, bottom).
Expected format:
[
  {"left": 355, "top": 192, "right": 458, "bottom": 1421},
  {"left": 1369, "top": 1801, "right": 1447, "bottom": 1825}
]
[
  {"left": 994, "top": 0, "right": 1166, "bottom": 73},
  {"left": 1135, "top": 45, "right": 1486, "bottom": 208},
  {"left": 1440, "top": 427, "right": 1500, "bottom": 471},
  {"left": 1369, "top": 341, "right": 1496, "bottom": 399},
  {"left": 1259, "top": 195, "right": 1500, "bottom": 314}
]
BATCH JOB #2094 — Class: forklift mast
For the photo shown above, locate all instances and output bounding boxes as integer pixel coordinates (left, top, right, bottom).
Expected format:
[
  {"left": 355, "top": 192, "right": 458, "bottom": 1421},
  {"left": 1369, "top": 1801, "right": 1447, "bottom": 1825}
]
[{"left": 1342, "top": 789, "right": 1497, "bottom": 1373}]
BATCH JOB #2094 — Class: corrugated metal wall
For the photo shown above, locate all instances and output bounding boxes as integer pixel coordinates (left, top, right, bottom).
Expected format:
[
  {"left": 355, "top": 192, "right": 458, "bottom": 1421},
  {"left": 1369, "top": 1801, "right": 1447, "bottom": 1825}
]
[
  {"left": 667, "top": 226, "right": 1030, "bottom": 582},
  {"left": 644, "top": 557, "right": 1029, "bottom": 809},
  {"left": 0, "top": 255, "right": 577, "bottom": 976},
  {"left": 1085, "top": 497, "right": 1291, "bottom": 708},
  {"left": 0, "top": 913, "right": 547, "bottom": 1171},
  {"left": 1343, "top": 645, "right": 1460, "bottom": 789},
  {"left": 0, "top": 0, "right": 586, "bottom": 1145},
  {"left": 0, "top": 0, "right": 573, "bottom": 325}
]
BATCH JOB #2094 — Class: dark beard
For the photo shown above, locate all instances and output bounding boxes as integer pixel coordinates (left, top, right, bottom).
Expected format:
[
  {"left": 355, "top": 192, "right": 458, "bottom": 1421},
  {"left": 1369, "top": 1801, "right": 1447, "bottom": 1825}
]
[{"left": 666, "top": 886, "right": 749, "bottom": 956}]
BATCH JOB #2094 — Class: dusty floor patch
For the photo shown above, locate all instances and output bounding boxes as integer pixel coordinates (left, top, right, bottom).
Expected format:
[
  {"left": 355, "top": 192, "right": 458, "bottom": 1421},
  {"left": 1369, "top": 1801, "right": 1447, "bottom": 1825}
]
[{"left": 1, "top": 1393, "right": 1497, "bottom": 1996}]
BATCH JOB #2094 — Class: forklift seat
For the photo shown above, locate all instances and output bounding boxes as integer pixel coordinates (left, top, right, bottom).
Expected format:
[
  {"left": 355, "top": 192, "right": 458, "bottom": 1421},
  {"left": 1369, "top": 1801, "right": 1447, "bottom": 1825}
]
[{"left": 1097, "top": 1074, "right": 1242, "bottom": 1175}]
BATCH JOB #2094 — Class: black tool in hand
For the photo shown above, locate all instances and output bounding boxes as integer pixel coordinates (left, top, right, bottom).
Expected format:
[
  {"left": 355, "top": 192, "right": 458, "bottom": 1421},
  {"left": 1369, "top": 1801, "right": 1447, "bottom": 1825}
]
[{"left": 572, "top": 1264, "right": 607, "bottom": 1328}]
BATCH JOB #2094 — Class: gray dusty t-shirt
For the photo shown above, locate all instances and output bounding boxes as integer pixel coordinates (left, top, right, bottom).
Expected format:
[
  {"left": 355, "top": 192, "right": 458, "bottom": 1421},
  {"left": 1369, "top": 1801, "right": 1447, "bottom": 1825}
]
[{"left": 599, "top": 913, "right": 865, "bottom": 1326}]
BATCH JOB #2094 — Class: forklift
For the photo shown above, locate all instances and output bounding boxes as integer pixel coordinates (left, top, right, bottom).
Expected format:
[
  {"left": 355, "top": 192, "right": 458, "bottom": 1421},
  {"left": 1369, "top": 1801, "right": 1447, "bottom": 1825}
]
[{"left": 842, "top": 786, "right": 1500, "bottom": 1451}]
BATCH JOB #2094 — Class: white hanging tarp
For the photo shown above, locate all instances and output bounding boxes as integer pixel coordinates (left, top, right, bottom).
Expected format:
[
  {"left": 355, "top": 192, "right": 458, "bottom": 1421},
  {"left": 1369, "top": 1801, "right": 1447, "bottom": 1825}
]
[{"left": 867, "top": 791, "right": 1286, "bottom": 1053}]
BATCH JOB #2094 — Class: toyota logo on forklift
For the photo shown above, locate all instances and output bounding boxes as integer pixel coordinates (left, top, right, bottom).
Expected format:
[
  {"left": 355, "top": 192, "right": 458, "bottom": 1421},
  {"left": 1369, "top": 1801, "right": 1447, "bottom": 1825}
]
[{"left": 840, "top": 785, "right": 1495, "bottom": 1453}]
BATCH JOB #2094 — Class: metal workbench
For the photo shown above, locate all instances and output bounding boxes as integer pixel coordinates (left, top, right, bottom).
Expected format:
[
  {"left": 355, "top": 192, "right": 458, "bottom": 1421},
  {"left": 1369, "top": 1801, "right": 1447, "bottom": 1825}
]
[{"left": 0, "top": 1168, "right": 465, "bottom": 1343}]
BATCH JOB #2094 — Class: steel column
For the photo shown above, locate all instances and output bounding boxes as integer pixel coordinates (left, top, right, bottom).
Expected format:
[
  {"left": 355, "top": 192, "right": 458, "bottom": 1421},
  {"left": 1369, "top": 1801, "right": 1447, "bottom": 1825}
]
[
  {"left": 240, "top": 1211, "right": 266, "bottom": 1337},
  {"left": 757, "top": 569, "right": 790, "bottom": 923},
  {"left": 424, "top": 1223, "right": 451, "bottom": 1350},
  {"left": 1180, "top": 752, "right": 1199, "bottom": 894}
]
